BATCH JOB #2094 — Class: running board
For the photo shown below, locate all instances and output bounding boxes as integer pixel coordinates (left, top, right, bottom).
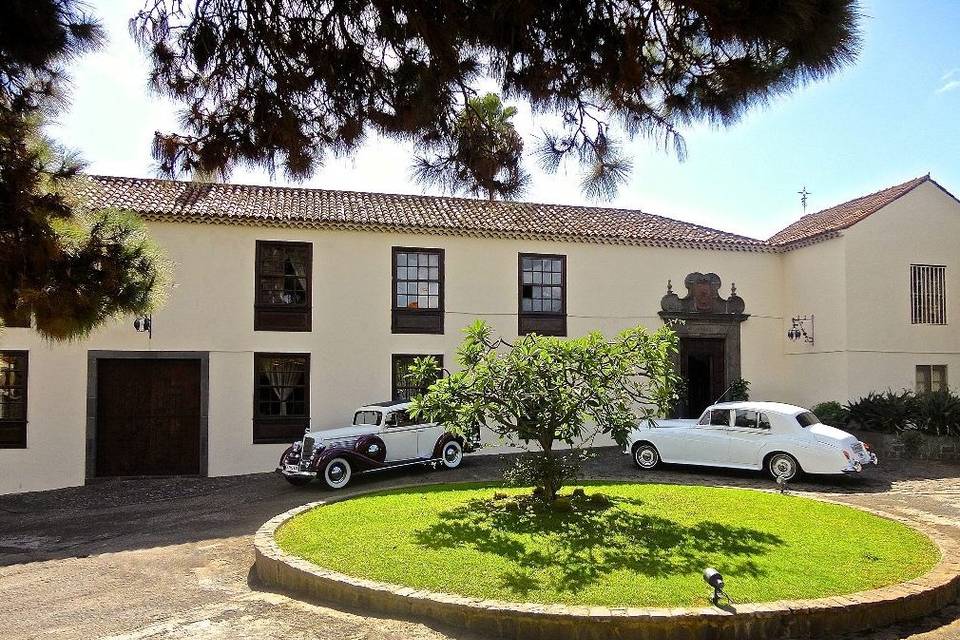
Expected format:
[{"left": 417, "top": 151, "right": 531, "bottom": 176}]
[{"left": 355, "top": 458, "right": 442, "bottom": 475}]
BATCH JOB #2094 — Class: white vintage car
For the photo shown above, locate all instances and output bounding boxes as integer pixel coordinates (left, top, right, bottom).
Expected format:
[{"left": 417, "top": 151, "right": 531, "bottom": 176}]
[
  {"left": 625, "top": 401, "right": 878, "bottom": 480},
  {"left": 277, "top": 400, "right": 479, "bottom": 489}
]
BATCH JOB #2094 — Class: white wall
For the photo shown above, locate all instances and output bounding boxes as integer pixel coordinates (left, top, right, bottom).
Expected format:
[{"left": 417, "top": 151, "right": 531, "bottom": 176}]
[
  {"left": 779, "top": 237, "right": 849, "bottom": 408},
  {"left": 842, "top": 181, "right": 960, "bottom": 398}
]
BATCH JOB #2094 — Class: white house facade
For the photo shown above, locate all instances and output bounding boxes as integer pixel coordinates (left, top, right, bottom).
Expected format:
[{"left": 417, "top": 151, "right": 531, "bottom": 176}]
[{"left": 1, "top": 174, "right": 958, "bottom": 494}]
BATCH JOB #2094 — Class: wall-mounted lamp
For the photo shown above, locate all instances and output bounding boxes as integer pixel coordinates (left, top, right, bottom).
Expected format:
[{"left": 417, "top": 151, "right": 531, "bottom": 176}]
[
  {"left": 133, "top": 314, "right": 152, "bottom": 339},
  {"left": 787, "top": 315, "right": 814, "bottom": 344}
]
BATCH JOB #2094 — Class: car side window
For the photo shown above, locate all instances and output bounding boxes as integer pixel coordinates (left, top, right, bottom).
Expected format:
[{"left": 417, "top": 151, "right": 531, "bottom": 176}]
[
  {"left": 709, "top": 409, "right": 730, "bottom": 426},
  {"left": 386, "top": 410, "right": 417, "bottom": 428},
  {"left": 734, "top": 409, "right": 771, "bottom": 429},
  {"left": 697, "top": 410, "right": 710, "bottom": 425}
]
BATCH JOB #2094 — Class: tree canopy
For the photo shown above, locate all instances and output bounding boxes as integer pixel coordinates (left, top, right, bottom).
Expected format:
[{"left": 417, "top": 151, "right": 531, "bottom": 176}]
[
  {"left": 0, "top": 0, "right": 168, "bottom": 339},
  {"left": 408, "top": 320, "right": 679, "bottom": 500},
  {"left": 133, "top": 0, "right": 860, "bottom": 199},
  {"left": 412, "top": 92, "right": 528, "bottom": 200}
]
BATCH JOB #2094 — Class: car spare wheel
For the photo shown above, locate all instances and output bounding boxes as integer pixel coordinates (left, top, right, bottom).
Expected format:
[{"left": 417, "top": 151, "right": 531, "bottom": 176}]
[
  {"left": 439, "top": 440, "right": 463, "bottom": 469},
  {"left": 633, "top": 443, "right": 661, "bottom": 470},
  {"left": 322, "top": 457, "right": 352, "bottom": 489}
]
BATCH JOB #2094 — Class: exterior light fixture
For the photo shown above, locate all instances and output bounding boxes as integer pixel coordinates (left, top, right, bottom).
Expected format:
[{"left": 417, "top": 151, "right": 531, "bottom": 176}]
[
  {"left": 133, "top": 314, "right": 152, "bottom": 339},
  {"left": 703, "top": 567, "right": 731, "bottom": 605},
  {"left": 787, "top": 315, "right": 814, "bottom": 345}
]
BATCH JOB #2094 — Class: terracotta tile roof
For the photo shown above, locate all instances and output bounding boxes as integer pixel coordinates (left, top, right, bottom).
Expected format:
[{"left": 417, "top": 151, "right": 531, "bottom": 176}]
[
  {"left": 767, "top": 175, "right": 931, "bottom": 247},
  {"left": 77, "top": 175, "right": 769, "bottom": 252}
]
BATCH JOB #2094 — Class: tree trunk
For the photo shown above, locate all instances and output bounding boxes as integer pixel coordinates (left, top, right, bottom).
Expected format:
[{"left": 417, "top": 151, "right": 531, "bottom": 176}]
[{"left": 537, "top": 434, "right": 559, "bottom": 502}]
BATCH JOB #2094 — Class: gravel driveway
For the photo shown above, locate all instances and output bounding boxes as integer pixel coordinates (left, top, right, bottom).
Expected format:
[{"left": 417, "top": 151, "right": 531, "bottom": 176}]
[{"left": 1, "top": 449, "right": 958, "bottom": 640}]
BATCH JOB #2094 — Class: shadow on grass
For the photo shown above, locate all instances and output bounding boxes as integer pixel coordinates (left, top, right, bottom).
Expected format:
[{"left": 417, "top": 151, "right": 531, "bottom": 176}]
[{"left": 413, "top": 493, "right": 783, "bottom": 596}]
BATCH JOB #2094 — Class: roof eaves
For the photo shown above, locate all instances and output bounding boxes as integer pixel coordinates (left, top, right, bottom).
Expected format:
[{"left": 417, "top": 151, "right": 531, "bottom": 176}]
[{"left": 134, "top": 210, "right": 775, "bottom": 252}]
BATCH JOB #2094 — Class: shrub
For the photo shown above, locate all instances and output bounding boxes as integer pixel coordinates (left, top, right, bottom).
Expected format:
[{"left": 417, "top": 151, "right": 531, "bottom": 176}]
[
  {"left": 898, "top": 428, "right": 926, "bottom": 458},
  {"left": 845, "top": 391, "right": 917, "bottom": 434},
  {"left": 811, "top": 401, "right": 849, "bottom": 427},
  {"left": 728, "top": 378, "right": 750, "bottom": 401},
  {"left": 914, "top": 390, "right": 960, "bottom": 438}
]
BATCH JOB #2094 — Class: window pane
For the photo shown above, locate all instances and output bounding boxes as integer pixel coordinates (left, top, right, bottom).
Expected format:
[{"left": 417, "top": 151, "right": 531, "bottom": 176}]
[
  {"left": 428, "top": 253, "right": 439, "bottom": 267},
  {"left": 255, "top": 354, "right": 309, "bottom": 420},
  {"left": 734, "top": 410, "right": 758, "bottom": 428},
  {"left": 520, "top": 255, "right": 564, "bottom": 318},
  {"left": 709, "top": 410, "right": 729, "bottom": 426},
  {"left": 397, "top": 253, "right": 408, "bottom": 267},
  {"left": 932, "top": 365, "right": 947, "bottom": 392}
]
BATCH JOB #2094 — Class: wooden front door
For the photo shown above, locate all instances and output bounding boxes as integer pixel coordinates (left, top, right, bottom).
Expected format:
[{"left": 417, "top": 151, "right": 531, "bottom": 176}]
[
  {"left": 679, "top": 338, "right": 726, "bottom": 418},
  {"left": 96, "top": 359, "right": 202, "bottom": 476}
]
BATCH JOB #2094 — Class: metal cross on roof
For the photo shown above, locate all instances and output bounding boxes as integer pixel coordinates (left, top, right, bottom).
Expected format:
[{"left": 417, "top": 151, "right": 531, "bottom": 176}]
[{"left": 798, "top": 186, "right": 812, "bottom": 213}]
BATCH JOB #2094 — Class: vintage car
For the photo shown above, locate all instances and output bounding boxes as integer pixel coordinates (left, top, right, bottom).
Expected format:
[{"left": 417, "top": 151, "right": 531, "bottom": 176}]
[
  {"left": 277, "top": 400, "right": 479, "bottom": 489},
  {"left": 625, "top": 401, "right": 878, "bottom": 480}
]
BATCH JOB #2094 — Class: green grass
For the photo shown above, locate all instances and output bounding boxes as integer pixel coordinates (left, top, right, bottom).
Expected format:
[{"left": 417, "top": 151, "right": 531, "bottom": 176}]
[{"left": 275, "top": 483, "right": 939, "bottom": 607}]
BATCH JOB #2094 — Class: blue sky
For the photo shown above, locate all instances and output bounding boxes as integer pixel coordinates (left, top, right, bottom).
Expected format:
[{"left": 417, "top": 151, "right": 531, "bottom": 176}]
[{"left": 52, "top": 1, "right": 960, "bottom": 239}]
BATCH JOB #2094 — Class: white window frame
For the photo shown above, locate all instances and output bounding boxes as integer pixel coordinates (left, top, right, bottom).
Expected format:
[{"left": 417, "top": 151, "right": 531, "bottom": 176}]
[{"left": 910, "top": 264, "right": 947, "bottom": 325}]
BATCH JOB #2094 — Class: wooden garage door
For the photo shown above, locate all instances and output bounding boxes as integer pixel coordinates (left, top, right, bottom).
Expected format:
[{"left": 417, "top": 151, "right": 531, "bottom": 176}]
[{"left": 96, "top": 359, "right": 202, "bottom": 476}]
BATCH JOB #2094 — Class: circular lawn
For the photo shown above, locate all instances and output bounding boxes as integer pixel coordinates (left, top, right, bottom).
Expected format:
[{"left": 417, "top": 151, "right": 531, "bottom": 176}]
[{"left": 274, "top": 483, "right": 939, "bottom": 608}]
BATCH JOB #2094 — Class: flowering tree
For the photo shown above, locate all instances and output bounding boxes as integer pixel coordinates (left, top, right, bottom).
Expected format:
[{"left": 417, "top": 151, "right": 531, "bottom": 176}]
[{"left": 409, "top": 320, "right": 679, "bottom": 501}]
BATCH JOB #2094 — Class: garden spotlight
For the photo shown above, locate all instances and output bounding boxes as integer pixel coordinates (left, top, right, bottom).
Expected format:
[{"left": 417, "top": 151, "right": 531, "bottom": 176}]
[{"left": 703, "top": 568, "right": 731, "bottom": 605}]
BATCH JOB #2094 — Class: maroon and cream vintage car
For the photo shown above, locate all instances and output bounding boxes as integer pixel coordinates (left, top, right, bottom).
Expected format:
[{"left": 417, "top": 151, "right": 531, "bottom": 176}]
[{"left": 277, "top": 400, "right": 479, "bottom": 489}]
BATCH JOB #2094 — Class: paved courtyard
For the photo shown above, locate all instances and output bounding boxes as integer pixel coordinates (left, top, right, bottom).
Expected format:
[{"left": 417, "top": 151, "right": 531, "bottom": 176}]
[{"left": 1, "top": 449, "right": 958, "bottom": 640}]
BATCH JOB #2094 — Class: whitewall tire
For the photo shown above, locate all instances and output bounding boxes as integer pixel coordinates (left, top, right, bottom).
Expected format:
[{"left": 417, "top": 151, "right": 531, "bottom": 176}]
[
  {"left": 322, "top": 457, "right": 352, "bottom": 489},
  {"left": 440, "top": 440, "right": 463, "bottom": 469},
  {"left": 633, "top": 443, "right": 661, "bottom": 470},
  {"left": 767, "top": 453, "right": 800, "bottom": 481}
]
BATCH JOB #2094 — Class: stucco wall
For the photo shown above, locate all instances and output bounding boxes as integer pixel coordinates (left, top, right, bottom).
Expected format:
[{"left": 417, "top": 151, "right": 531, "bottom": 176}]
[
  {"left": 779, "top": 237, "right": 849, "bottom": 408},
  {"left": 0, "top": 222, "right": 785, "bottom": 494},
  {"left": 843, "top": 181, "right": 960, "bottom": 399}
]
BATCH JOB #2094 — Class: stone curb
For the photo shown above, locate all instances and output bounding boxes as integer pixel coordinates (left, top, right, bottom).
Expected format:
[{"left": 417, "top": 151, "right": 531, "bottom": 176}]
[{"left": 253, "top": 482, "right": 960, "bottom": 640}]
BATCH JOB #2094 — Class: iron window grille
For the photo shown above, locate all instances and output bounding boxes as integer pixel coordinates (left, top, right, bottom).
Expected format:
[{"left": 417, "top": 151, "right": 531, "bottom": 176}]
[{"left": 910, "top": 264, "right": 947, "bottom": 325}]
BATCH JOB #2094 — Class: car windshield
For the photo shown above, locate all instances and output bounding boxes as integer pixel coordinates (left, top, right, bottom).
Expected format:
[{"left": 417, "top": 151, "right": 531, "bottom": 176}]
[
  {"left": 796, "top": 411, "right": 821, "bottom": 427},
  {"left": 353, "top": 410, "right": 382, "bottom": 426}
]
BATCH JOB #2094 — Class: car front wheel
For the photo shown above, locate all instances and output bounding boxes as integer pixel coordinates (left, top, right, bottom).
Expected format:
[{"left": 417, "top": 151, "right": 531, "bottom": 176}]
[
  {"left": 439, "top": 440, "right": 463, "bottom": 469},
  {"left": 633, "top": 443, "right": 661, "bottom": 470},
  {"left": 767, "top": 452, "right": 800, "bottom": 481},
  {"left": 322, "top": 457, "right": 352, "bottom": 489}
]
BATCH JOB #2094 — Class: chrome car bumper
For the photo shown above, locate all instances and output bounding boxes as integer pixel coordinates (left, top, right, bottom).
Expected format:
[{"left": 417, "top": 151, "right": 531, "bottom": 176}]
[
  {"left": 842, "top": 452, "right": 878, "bottom": 474},
  {"left": 275, "top": 466, "right": 317, "bottom": 479}
]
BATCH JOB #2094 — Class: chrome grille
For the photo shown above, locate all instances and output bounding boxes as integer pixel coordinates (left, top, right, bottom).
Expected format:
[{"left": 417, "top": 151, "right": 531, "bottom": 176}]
[{"left": 301, "top": 435, "right": 316, "bottom": 460}]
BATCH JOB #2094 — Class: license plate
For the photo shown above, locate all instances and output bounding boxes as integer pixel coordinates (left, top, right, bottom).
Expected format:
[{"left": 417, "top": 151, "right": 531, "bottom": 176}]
[{"left": 285, "top": 464, "right": 300, "bottom": 473}]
